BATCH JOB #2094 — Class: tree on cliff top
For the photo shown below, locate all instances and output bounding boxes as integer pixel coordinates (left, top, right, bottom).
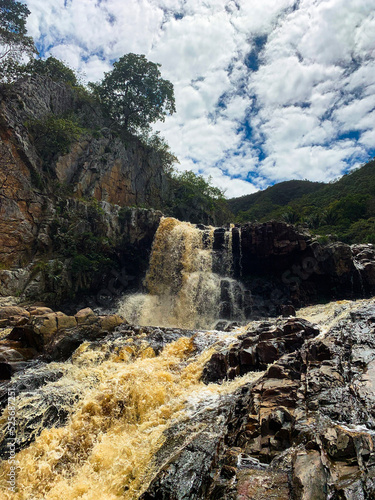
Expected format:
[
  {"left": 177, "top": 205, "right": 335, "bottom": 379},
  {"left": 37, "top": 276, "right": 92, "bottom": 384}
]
[
  {"left": 0, "top": 0, "right": 36, "bottom": 79},
  {"left": 90, "top": 53, "right": 176, "bottom": 134}
]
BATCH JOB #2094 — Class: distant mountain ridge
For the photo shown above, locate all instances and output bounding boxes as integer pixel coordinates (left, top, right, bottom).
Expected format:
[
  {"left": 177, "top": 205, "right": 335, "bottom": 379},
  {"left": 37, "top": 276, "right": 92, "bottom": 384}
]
[
  {"left": 228, "top": 180, "right": 324, "bottom": 218},
  {"left": 228, "top": 158, "right": 375, "bottom": 244}
]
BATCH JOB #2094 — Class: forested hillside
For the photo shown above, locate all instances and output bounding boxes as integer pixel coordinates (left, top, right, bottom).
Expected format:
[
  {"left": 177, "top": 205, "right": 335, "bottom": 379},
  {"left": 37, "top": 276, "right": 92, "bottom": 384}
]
[{"left": 228, "top": 158, "right": 375, "bottom": 244}]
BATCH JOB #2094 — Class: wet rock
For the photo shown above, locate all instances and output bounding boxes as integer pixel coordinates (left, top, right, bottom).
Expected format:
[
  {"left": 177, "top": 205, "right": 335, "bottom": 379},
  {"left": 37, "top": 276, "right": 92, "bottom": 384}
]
[
  {"left": 353, "top": 245, "right": 375, "bottom": 287},
  {"left": 140, "top": 394, "right": 234, "bottom": 500},
  {"left": 292, "top": 450, "right": 328, "bottom": 500},
  {"left": 202, "top": 318, "right": 319, "bottom": 384},
  {"left": 44, "top": 315, "right": 125, "bottom": 361},
  {"left": 140, "top": 302, "right": 375, "bottom": 499},
  {"left": 27, "top": 306, "right": 54, "bottom": 316},
  {"left": 56, "top": 312, "right": 77, "bottom": 330},
  {"left": 0, "top": 306, "right": 30, "bottom": 327},
  {"left": 280, "top": 304, "right": 296, "bottom": 317},
  {"left": 98, "top": 314, "right": 124, "bottom": 331},
  {"left": 235, "top": 468, "right": 290, "bottom": 499},
  {"left": 214, "top": 320, "right": 228, "bottom": 331},
  {"left": 0, "top": 307, "right": 128, "bottom": 368},
  {"left": 0, "top": 306, "right": 30, "bottom": 320},
  {"left": 214, "top": 320, "right": 240, "bottom": 332},
  {"left": 31, "top": 312, "right": 59, "bottom": 341}
]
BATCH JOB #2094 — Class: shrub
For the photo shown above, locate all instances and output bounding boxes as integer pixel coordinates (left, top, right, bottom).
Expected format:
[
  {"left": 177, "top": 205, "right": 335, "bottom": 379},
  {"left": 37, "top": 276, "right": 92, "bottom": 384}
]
[{"left": 26, "top": 115, "right": 86, "bottom": 165}]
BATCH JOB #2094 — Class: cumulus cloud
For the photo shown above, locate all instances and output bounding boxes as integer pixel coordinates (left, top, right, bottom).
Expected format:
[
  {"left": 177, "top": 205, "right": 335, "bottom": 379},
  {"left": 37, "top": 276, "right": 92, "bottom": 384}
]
[{"left": 24, "top": 0, "right": 375, "bottom": 197}]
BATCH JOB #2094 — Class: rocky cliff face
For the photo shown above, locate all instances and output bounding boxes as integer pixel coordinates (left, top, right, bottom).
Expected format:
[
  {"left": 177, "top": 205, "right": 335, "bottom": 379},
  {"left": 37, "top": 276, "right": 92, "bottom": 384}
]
[
  {"left": 0, "top": 200, "right": 162, "bottom": 306},
  {"left": 213, "top": 221, "right": 375, "bottom": 314},
  {"left": 0, "top": 76, "right": 168, "bottom": 271},
  {"left": 0, "top": 76, "right": 169, "bottom": 303},
  {"left": 55, "top": 131, "right": 169, "bottom": 207}
]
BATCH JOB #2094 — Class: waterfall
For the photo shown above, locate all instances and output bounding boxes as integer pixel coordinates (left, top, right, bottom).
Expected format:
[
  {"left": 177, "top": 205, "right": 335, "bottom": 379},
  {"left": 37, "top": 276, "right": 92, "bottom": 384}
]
[
  {"left": 119, "top": 218, "right": 247, "bottom": 329},
  {"left": 353, "top": 258, "right": 366, "bottom": 297}
]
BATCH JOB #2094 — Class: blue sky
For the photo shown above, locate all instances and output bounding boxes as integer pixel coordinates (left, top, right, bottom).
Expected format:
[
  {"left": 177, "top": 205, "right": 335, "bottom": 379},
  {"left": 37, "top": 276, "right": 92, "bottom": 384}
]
[{"left": 24, "top": 0, "right": 375, "bottom": 197}]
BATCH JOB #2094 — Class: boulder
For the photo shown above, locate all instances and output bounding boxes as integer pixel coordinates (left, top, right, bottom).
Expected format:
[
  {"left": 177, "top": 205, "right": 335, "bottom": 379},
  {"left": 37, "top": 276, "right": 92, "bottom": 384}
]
[
  {"left": 0, "top": 306, "right": 30, "bottom": 327},
  {"left": 98, "top": 314, "right": 124, "bottom": 331},
  {"left": 0, "top": 306, "right": 30, "bottom": 320},
  {"left": 55, "top": 312, "right": 77, "bottom": 330},
  {"left": 28, "top": 306, "right": 54, "bottom": 316},
  {"left": 75, "top": 307, "right": 96, "bottom": 324},
  {"left": 32, "top": 313, "right": 58, "bottom": 339},
  {"left": 292, "top": 450, "right": 328, "bottom": 500}
]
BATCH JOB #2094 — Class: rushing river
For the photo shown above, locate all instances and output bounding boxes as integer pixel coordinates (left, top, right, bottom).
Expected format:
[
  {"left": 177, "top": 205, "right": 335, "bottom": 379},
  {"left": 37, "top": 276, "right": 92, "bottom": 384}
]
[
  {"left": 1, "top": 296, "right": 373, "bottom": 498},
  {"left": 1, "top": 212, "right": 375, "bottom": 498},
  {"left": 0, "top": 324, "right": 262, "bottom": 499}
]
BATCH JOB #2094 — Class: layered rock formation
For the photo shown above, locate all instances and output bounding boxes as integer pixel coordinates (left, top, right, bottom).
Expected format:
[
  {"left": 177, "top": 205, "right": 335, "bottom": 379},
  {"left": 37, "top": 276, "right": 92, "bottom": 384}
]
[
  {"left": 0, "top": 303, "right": 124, "bottom": 380},
  {"left": 142, "top": 301, "right": 375, "bottom": 499},
  {"left": 0, "top": 201, "right": 162, "bottom": 305},
  {"left": 0, "top": 75, "right": 168, "bottom": 301}
]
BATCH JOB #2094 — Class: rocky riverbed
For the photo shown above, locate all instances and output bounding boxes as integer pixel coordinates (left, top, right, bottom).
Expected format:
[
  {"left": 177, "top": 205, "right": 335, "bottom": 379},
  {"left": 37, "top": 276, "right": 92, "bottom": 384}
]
[{"left": 0, "top": 297, "right": 374, "bottom": 498}]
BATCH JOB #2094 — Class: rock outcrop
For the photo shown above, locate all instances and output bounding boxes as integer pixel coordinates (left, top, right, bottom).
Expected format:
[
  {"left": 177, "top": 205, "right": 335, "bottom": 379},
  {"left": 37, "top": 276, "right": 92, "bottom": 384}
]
[
  {"left": 0, "top": 200, "right": 162, "bottom": 304},
  {"left": 213, "top": 221, "right": 375, "bottom": 314},
  {"left": 0, "top": 304, "right": 125, "bottom": 381},
  {"left": 142, "top": 302, "right": 375, "bottom": 499},
  {"left": 202, "top": 318, "right": 320, "bottom": 383},
  {"left": 0, "top": 75, "right": 168, "bottom": 302}
]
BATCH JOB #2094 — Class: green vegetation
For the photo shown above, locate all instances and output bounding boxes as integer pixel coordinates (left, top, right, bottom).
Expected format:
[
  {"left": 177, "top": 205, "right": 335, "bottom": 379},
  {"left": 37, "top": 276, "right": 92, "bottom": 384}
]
[
  {"left": 140, "top": 131, "right": 179, "bottom": 174},
  {"left": 229, "top": 180, "right": 324, "bottom": 222},
  {"left": 165, "top": 170, "right": 231, "bottom": 225},
  {"left": 23, "top": 56, "right": 79, "bottom": 86},
  {"left": 25, "top": 115, "right": 87, "bottom": 165},
  {"left": 228, "top": 159, "right": 375, "bottom": 244},
  {"left": 0, "top": 0, "right": 36, "bottom": 81},
  {"left": 89, "top": 53, "right": 176, "bottom": 134},
  {"left": 50, "top": 200, "right": 114, "bottom": 286}
]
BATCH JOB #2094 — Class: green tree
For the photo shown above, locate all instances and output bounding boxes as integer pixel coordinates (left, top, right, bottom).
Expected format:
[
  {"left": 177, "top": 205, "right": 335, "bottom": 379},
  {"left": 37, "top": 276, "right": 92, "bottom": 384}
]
[
  {"left": 26, "top": 115, "right": 86, "bottom": 165},
  {"left": 140, "top": 131, "right": 179, "bottom": 174},
  {"left": 281, "top": 207, "right": 300, "bottom": 224},
  {"left": 90, "top": 53, "right": 176, "bottom": 134},
  {"left": 24, "top": 56, "right": 79, "bottom": 86},
  {"left": 168, "top": 170, "right": 230, "bottom": 225},
  {"left": 0, "top": 0, "right": 36, "bottom": 79}
]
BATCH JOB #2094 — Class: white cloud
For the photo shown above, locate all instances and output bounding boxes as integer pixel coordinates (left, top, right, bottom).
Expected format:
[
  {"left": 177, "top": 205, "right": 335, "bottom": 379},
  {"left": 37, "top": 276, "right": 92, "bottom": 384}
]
[
  {"left": 24, "top": 0, "right": 375, "bottom": 198},
  {"left": 259, "top": 142, "right": 361, "bottom": 183},
  {"left": 334, "top": 95, "right": 375, "bottom": 131},
  {"left": 149, "top": 12, "right": 237, "bottom": 83}
]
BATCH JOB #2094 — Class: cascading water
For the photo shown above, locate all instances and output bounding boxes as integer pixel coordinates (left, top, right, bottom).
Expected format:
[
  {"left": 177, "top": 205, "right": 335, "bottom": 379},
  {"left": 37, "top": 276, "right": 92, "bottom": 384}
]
[
  {"left": 119, "top": 217, "right": 248, "bottom": 329},
  {"left": 0, "top": 326, "right": 260, "bottom": 499},
  {"left": 0, "top": 218, "right": 258, "bottom": 498}
]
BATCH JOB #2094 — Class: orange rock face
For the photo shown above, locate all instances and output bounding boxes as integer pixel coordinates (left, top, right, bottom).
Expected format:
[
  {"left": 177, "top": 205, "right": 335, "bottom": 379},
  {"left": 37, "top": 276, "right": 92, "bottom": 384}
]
[{"left": 0, "top": 129, "right": 42, "bottom": 266}]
